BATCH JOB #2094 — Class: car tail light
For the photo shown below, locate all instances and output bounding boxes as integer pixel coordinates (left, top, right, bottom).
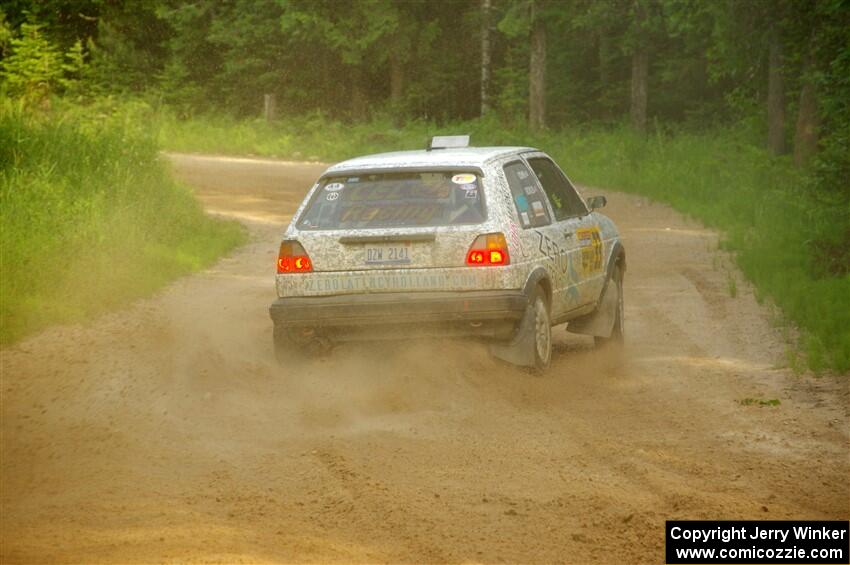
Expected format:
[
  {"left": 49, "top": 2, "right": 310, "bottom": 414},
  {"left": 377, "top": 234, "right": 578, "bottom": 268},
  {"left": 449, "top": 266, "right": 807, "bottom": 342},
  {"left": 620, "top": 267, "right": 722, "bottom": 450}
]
[
  {"left": 277, "top": 240, "right": 312, "bottom": 274},
  {"left": 466, "top": 233, "right": 510, "bottom": 266}
]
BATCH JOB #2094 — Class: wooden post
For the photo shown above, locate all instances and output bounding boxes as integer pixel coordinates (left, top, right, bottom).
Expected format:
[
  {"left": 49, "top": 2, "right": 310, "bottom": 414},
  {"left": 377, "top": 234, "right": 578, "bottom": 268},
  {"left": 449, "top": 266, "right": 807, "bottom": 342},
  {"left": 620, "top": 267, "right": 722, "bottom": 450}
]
[{"left": 263, "top": 93, "right": 277, "bottom": 121}]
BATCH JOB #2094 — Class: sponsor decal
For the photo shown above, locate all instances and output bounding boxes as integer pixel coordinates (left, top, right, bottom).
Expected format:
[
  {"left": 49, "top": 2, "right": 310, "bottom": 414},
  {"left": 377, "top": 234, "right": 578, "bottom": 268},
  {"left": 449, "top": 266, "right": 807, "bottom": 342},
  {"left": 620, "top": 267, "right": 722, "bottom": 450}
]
[
  {"left": 325, "top": 182, "right": 345, "bottom": 192},
  {"left": 459, "top": 182, "right": 477, "bottom": 191},
  {"left": 348, "top": 183, "right": 449, "bottom": 201},
  {"left": 531, "top": 200, "right": 547, "bottom": 218},
  {"left": 576, "top": 227, "right": 603, "bottom": 274},
  {"left": 523, "top": 184, "right": 537, "bottom": 195},
  {"left": 520, "top": 211, "right": 530, "bottom": 226},
  {"left": 326, "top": 192, "right": 340, "bottom": 201},
  {"left": 465, "top": 189, "right": 478, "bottom": 199},
  {"left": 451, "top": 173, "right": 477, "bottom": 185},
  {"left": 339, "top": 203, "right": 440, "bottom": 224},
  {"left": 294, "top": 272, "right": 488, "bottom": 293},
  {"left": 517, "top": 169, "right": 529, "bottom": 180},
  {"left": 515, "top": 194, "right": 529, "bottom": 212}
]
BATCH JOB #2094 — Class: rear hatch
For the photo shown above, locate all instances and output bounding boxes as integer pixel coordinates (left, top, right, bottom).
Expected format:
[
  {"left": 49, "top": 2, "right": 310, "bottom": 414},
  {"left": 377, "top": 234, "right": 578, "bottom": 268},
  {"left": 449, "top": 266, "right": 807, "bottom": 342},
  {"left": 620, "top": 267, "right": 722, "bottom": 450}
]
[{"left": 293, "top": 170, "right": 487, "bottom": 271}]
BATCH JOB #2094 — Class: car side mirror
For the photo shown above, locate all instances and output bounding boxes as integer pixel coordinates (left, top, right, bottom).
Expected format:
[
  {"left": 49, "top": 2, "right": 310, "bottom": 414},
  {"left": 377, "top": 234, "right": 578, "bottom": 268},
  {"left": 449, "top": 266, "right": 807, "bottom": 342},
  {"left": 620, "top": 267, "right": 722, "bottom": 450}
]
[{"left": 587, "top": 195, "right": 607, "bottom": 211}]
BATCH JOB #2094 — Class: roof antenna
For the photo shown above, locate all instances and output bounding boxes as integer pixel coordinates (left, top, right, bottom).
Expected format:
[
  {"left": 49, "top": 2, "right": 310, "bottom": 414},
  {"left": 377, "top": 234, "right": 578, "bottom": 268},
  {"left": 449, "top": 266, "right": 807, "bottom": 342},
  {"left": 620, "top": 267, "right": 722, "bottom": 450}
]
[{"left": 427, "top": 135, "right": 470, "bottom": 151}]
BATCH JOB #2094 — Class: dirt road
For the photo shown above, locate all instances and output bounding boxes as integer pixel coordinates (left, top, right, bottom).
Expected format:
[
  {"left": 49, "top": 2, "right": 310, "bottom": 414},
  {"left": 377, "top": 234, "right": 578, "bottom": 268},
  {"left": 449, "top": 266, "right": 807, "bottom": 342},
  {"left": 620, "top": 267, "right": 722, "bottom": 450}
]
[{"left": 2, "top": 153, "right": 847, "bottom": 564}]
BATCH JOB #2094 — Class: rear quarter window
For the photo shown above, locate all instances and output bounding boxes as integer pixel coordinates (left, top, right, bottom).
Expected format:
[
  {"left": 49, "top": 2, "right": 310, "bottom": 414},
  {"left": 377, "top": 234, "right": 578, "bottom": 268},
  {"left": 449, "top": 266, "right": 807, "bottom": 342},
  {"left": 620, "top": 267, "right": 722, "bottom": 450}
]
[
  {"left": 503, "top": 161, "right": 551, "bottom": 228},
  {"left": 297, "top": 171, "right": 487, "bottom": 230}
]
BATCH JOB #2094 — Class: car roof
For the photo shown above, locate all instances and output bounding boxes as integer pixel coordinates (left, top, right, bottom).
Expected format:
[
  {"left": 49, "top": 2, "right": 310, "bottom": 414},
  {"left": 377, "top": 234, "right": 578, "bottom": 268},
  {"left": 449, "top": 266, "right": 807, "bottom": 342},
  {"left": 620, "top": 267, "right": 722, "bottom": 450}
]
[{"left": 324, "top": 146, "right": 537, "bottom": 175}]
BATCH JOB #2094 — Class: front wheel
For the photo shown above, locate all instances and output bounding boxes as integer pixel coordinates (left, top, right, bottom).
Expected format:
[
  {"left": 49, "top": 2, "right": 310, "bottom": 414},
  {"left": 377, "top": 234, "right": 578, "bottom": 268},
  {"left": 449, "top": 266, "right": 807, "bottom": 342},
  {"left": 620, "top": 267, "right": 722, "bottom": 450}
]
[{"left": 594, "top": 264, "right": 624, "bottom": 347}]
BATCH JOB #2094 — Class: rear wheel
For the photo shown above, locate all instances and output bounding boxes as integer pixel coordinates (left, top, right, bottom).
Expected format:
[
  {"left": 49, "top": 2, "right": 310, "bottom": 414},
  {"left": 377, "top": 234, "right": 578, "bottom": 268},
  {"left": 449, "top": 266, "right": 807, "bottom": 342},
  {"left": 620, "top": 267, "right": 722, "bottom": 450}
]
[
  {"left": 594, "top": 264, "right": 624, "bottom": 347},
  {"left": 528, "top": 287, "right": 552, "bottom": 370}
]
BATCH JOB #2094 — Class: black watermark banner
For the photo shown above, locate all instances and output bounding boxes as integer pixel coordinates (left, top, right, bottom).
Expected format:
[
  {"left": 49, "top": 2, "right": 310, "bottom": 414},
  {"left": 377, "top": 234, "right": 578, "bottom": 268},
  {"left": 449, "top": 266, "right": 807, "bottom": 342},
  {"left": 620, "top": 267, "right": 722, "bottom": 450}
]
[{"left": 666, "top": 521, "right": 849, "bottom": 564}]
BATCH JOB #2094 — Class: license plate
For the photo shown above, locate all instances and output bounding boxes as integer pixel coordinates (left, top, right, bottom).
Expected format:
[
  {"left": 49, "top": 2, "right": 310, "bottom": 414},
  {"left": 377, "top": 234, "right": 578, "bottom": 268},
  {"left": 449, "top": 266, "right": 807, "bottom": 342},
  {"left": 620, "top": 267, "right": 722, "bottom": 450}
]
[{"left": 365, "top": 244, "right": 411, "bottom": 265}]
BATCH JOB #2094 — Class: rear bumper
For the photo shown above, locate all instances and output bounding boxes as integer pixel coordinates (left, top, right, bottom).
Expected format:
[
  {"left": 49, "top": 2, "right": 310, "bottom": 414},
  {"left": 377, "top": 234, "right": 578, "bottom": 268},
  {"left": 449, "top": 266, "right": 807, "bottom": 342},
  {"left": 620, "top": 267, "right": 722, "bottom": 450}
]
[{"left": 269, "top": 290, "right": 528, "bottom": 340}]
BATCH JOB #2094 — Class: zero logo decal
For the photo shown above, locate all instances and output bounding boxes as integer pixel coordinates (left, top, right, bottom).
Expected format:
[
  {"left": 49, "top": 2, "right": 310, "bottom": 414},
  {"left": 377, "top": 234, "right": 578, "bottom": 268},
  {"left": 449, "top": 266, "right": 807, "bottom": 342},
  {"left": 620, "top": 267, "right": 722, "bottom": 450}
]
[
  {"left": 536, "top": 230, "right": 569, "bottom": 275},
  {"left": 577, "top": 227, "right": 603, "bottom": 274},
  {"left": 536, "top": 230, "right": 582, "bottom": 305}
]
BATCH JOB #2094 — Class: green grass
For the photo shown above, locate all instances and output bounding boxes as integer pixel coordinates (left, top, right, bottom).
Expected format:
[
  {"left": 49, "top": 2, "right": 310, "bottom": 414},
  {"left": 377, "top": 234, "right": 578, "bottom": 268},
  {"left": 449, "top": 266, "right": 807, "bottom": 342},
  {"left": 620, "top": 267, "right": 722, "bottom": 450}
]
[
  {"left": 157, "top": 112, "right": 850, "bottom": 374},
  {"left": 737, "top": 398, "right": 781, "bottom": 407},
  {"left": 0, "top": 100, "right": 246, "bottom": 344}
]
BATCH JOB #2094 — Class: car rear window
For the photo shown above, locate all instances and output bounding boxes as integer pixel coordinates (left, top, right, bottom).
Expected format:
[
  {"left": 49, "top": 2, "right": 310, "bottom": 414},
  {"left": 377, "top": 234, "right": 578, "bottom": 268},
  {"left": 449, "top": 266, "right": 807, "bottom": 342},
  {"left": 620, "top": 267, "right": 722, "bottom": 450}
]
[{"left": 296, "top": 171, "right": 487, "bottom": 230}]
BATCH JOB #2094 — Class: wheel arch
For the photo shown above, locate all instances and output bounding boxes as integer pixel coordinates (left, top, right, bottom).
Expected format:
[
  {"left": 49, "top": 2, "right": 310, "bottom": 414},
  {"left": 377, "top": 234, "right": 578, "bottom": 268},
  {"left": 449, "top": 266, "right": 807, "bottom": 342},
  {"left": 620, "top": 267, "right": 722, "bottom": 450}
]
[{"left": 521, "top": 266, "right": 552, "bottom": 307}]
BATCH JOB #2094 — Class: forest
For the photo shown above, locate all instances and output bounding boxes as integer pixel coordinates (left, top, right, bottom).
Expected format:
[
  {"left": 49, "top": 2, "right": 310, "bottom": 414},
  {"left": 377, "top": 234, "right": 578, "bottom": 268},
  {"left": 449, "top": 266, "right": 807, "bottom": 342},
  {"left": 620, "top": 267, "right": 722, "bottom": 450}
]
[
  {"left": 3, "top": 0, "right": 847, "bottom": 156},
  {"left": 1, "top": 0, "right": 849, "bottom": 371}
]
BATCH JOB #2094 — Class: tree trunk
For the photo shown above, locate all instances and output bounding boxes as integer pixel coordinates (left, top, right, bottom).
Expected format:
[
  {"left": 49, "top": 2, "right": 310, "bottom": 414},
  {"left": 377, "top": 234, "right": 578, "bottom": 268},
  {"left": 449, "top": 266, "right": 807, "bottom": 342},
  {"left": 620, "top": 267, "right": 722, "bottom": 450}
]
[
  {"left": 528, "top": 2, "right": 546, "bottom": 132},
  {"left": 794, "top": 51, "right": 820, "bottom": 166},
  {"left": 480, "top": 0, "right": 492, "bottom": 117},
  {"left": 598, "top": 27, "right": 612, "bottom": 120},
  {"left": 598, "top": 31, "right": 611, "bottom": 87},
  {"left": 390, "top": 51, "right": 404, "bottom": 107},
  {"left": 767, "top": 28, "right": 786, "bottom": 155},
  {"left": 630, "top": 47, "right": 647, "bottom": 133},
  {"left": 350, "top": 66, "right": 368, "bottom": 121},
  {"left": 263, "top": 93, "right": 277, "bottom": 121}
]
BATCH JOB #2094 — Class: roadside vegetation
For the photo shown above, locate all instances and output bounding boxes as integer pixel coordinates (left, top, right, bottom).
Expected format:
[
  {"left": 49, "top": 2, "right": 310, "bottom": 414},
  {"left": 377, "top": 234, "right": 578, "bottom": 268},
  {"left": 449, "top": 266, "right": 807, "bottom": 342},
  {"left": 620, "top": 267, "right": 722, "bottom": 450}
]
[
  {"left": 0, "top": 25, "right": 245, "bottom": 343},
  {"left": 1, "top": 1, "right": 847, "bottom": 371}
]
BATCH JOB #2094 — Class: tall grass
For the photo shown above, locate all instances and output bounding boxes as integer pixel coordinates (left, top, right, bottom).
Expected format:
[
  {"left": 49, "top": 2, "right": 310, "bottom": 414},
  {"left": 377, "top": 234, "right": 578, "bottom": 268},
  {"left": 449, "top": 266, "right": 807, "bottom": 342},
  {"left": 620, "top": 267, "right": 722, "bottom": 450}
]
[
  {"left": 158, "top": 112, "right": 849, "bottom": 373},
  {"left": 0, "top": 100, "right": 246, "bottom": 343},
  {"left": 546, "top": 128, "right": 850, "bottom": 374}
]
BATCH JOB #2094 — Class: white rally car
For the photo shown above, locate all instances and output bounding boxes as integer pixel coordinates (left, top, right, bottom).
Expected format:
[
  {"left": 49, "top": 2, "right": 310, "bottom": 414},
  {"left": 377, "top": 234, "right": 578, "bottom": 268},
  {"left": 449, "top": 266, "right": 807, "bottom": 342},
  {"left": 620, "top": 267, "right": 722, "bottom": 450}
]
[{"left": 269, "top": 136, "right": 625, "bottom": 370}]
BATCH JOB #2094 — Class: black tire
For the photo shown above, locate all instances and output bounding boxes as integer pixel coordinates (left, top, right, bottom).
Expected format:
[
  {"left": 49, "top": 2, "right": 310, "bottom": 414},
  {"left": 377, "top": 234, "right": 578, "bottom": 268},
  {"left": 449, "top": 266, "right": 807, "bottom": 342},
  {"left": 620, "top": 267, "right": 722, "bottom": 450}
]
[
  {"left": 594, "top": 263, "right": 624, "bottom": 348},
  {"left": 527, "top": 286, "right": 552, "bottom": 371}
]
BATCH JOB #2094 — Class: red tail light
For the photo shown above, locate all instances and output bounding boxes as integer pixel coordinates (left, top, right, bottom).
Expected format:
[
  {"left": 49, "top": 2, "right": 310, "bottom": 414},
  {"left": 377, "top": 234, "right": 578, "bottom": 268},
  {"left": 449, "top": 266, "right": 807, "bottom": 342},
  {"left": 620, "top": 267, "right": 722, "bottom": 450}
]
[
  {"left": 277, "top": 240, "right": 312, "bottom": 274},
  {"left": 466, "top": 233, "right": 510, "bottom": 266}
]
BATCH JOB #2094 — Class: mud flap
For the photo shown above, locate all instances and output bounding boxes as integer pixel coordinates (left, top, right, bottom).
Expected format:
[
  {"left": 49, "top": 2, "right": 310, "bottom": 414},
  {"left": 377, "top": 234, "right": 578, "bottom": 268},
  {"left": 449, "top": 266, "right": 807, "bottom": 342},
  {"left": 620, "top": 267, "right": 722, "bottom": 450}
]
[
  {"left": 567, "top": 278, "right": 619, "bottom": 338},
  {"left": 489, "top": 301, "right": 536, "bottom": 367}
]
